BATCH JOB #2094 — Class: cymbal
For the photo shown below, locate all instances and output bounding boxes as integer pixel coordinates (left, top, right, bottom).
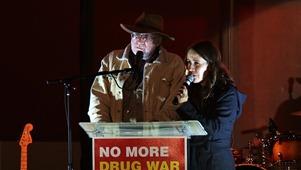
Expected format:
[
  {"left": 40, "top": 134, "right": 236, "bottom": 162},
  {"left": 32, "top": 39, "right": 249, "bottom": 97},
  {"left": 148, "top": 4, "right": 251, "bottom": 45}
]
[
  {"left": 291, "top": 111, "right": 301, "bottom": 116},
  {"left": 241, "top": 126, "right": 267, "bottom": 134}
]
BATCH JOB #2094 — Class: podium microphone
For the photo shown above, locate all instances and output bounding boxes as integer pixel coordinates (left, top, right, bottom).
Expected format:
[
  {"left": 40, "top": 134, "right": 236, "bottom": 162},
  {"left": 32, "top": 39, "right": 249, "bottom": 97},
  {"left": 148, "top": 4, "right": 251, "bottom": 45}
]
[
  {"left": 172, "top": 74, "right": 195, "bottom": 105},
  {"left": 136, "top": 51, "right": 143, "bottom": 59},
  {"left": 132, "top": 51, "right": 143, "bottom": 73}
]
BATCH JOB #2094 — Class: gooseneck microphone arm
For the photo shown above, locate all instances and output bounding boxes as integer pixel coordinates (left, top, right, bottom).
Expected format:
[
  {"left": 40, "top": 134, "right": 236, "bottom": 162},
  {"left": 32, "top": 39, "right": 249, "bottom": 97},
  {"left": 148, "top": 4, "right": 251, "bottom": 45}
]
[
  {"left": 45, "top": 68, "right": 133, "bottom": 170},
  {"left": 46, "top": 68, "right": 133, "bottom": 85}
]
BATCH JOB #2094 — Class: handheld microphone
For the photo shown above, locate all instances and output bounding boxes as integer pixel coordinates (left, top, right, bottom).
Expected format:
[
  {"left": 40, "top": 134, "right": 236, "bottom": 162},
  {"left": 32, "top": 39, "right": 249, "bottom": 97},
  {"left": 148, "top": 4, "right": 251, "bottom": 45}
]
[{"left": 172, "top": 74, "right": 195, "bottom": 105}]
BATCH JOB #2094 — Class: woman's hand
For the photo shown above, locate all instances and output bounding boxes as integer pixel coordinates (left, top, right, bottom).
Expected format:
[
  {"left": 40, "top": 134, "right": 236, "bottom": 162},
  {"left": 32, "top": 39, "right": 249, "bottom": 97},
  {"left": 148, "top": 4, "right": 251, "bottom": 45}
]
[{"left": 176, "top": 85, "right": 189, "bottom": 104}]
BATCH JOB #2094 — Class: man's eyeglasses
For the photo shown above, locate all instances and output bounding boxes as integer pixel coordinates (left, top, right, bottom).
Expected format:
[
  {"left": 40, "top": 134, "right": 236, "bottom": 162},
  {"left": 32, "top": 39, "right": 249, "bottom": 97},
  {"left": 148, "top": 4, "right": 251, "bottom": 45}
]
[{"left": 131, "top": 33, "right": 153, "bottom": 42}]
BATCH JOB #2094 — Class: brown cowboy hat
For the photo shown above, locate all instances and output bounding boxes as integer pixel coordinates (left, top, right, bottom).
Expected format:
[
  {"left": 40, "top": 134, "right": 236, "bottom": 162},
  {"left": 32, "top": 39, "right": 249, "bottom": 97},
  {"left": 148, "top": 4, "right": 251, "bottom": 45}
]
[{"left": 120, "top": 12, "right": 175, "bottom": 41}]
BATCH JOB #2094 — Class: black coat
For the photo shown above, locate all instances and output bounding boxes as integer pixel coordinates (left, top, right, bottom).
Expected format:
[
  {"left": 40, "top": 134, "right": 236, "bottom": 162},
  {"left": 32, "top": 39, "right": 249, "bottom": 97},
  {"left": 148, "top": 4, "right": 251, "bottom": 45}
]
[{"left": 177, "top": 84, "right": 246, "bottom": 170}]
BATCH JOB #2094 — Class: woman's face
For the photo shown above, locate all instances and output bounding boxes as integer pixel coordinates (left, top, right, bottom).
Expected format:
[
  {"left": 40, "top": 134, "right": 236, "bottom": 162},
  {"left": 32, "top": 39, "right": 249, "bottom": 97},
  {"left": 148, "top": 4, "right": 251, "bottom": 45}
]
[{"left": 185, "top": 49, "right": 208, "bottom": 83}]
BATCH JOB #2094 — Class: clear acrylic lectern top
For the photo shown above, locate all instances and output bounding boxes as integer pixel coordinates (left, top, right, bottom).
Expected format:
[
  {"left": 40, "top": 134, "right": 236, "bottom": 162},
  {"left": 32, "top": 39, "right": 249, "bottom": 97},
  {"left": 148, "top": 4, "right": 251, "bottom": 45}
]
[{"left": 79, "top": 120, "right": 207, "bottom": 138}]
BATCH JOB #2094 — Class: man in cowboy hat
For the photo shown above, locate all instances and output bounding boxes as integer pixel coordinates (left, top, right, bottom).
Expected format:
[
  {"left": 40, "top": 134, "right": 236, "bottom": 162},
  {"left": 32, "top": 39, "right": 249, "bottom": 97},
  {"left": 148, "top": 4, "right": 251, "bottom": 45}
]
[{"left": 87, "top": 12, "right": 185, "bottom": 122}]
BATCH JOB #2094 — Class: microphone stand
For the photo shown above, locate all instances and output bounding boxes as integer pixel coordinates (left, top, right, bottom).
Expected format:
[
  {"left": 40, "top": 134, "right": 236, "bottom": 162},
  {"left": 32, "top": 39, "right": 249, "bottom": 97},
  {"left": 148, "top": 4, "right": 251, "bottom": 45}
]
[{"left": 46, "top": 68, "right": 132, "bottom": 170}]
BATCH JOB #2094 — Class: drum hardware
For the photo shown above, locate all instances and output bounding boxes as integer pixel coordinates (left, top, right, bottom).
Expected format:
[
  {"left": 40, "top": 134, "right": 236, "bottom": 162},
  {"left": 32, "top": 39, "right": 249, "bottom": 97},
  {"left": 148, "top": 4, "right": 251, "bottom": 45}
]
[
  {"left": 239, "top": 118, "right": 301, "bottom": 170},
  {"left": 246, "top": 135, "right": 273, "bottom": 166},
  {"left": 272, "top": 133, "right": 301, "bottom": 161},
  {"left": 277, "top": 152, "right": 283, "bottom": 161},
  {"left": 259, "top": 132, "right": 301, "bottom": 170},
  {"left": 272, "top": 160, "right": 298, "bottom": 170},
  {"left": 235, "top": 163, "right": 267, "bottom": 170},
  {"left": 258, "top": 133, "right": 301, "bottom": 170},
  {"left": 232, "top": 148, "right": 244, "bottom": 164}
]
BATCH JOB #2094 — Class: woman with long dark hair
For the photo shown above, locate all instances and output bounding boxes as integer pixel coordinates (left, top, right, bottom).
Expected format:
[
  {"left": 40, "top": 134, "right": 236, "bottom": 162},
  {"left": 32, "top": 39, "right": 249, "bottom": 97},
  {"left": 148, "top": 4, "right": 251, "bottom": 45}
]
[{"left": 175, "top": 41, "right": 246, "bottom": 170}]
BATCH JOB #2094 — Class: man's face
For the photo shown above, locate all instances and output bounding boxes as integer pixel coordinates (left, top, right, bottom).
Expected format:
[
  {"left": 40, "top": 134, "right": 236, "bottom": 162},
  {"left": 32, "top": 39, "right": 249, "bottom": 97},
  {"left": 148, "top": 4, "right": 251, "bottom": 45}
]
[{"left": 130, "top": 33, "right": 161, "bottom": 59}]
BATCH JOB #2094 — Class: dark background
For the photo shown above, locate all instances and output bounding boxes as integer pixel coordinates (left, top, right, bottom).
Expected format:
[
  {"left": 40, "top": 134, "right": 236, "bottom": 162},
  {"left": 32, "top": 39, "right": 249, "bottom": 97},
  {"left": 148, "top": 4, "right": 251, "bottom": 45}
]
[{"left": 0, "top": 0, "right": 300, "bottom": 169}]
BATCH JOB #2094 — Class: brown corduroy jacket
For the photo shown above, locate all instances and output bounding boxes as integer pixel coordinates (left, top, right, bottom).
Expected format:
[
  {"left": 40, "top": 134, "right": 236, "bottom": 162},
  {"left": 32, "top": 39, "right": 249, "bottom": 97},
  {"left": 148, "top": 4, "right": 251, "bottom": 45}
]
[{"left": 87, "top": 44, "right": 185, "bottom": 122}]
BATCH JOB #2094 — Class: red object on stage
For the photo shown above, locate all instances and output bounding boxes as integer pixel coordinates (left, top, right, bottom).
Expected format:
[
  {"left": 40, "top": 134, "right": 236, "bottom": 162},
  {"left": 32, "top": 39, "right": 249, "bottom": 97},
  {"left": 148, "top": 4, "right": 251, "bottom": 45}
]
[{"left": 93, "top": 137, "right": 186, "bottom": 170}]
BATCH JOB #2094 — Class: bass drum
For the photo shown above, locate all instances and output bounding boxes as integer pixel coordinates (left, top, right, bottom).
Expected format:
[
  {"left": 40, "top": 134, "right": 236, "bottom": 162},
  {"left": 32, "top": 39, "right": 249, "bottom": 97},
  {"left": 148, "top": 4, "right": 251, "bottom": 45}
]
[
  {"left": 272, "top": 133, "right": 301, "bottom": 161},
  {"left": 236, "top": 164, "right": 267, "bottom": 170}
]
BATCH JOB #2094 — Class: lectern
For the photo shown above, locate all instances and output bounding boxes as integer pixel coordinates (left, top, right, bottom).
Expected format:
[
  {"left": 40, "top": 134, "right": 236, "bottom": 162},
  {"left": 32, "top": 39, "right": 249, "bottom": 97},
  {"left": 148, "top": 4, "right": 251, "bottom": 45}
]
[{"left": 79, "top": 120, "right": 207, "bottom": 170}]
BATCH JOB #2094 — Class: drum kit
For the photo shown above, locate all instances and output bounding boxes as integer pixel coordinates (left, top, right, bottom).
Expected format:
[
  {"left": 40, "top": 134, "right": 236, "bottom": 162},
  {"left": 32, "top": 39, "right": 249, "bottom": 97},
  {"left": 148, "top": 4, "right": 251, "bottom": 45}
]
[{"left": 233, "top": 119, "right": 301, "bottom": 170}]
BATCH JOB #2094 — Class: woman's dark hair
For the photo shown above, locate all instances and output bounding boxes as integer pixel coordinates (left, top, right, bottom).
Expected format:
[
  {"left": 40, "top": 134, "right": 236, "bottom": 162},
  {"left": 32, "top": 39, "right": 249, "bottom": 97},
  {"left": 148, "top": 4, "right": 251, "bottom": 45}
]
[{"left": 188, "top": 41, "right": 234, "bottom": 99}]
